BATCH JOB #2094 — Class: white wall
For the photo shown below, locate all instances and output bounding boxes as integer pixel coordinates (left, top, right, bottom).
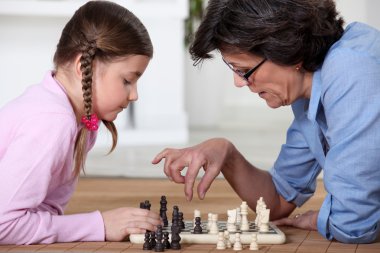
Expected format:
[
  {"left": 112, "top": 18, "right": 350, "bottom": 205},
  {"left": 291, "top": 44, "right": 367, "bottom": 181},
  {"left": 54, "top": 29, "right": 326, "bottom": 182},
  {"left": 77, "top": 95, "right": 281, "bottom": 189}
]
[
  {"left": 1, "top": 0, "right": 379, "bottom": 131},
  {"left": 0, "top": 0, "right": 189, "bottom": 146},
  {"left": 186, "top": 0, "right": 380, "bottom": 128}
]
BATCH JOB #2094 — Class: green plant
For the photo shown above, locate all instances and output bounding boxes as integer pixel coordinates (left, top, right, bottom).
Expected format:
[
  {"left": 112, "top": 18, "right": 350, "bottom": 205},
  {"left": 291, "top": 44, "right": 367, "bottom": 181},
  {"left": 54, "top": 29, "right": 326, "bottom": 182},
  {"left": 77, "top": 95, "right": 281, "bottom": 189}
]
[{"left": 185, "top": 0, "right": 205, "bottom": 46}]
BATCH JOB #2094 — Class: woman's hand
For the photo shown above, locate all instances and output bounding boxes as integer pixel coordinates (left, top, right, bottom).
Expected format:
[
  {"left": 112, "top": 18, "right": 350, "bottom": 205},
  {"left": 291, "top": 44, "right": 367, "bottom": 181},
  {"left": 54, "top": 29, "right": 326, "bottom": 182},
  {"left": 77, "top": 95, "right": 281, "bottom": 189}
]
[
  {"left": 101, "top": 207, "right": 162, "bottom": 241},
  {"left": 152, "top": 138, "right": 235, "bottom": 201},
  {"left": 272, "top": 210, "right": 319, "bottom": 231}
]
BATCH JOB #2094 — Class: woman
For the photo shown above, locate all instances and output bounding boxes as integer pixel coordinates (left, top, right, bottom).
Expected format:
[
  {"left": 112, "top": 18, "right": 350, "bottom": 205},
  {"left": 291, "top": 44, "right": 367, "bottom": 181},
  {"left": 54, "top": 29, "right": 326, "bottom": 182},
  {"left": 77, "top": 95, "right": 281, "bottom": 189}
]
[{"left": 153, "top": 0, "right": 380, "bottom": 244}]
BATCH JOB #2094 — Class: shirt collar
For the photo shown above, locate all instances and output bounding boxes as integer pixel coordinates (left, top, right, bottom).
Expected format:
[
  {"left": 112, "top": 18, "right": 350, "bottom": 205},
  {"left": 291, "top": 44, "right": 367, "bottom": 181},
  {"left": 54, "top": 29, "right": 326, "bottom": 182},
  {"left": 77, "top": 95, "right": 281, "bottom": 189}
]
[{"left": 307, "top": 70, "right": 322, "bottom": 122}]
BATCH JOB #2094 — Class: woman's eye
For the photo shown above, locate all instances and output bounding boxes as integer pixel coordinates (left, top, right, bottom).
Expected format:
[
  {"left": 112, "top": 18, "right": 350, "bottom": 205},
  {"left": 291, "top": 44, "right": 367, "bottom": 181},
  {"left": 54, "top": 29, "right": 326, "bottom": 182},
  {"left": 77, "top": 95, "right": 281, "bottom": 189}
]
[
  {"left": 124, "top": 79, "right": 131, "bottom": 85},
  {"left": 236, "top": 69, "right": 247, "bottom": 75}
]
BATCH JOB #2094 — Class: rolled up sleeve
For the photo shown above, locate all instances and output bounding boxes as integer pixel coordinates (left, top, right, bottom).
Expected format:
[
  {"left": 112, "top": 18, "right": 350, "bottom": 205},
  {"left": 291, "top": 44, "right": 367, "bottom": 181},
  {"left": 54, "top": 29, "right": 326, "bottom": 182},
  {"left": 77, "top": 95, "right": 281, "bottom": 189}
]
[{"left": 270, "top": 115, "right": 322, "bottom": 207}]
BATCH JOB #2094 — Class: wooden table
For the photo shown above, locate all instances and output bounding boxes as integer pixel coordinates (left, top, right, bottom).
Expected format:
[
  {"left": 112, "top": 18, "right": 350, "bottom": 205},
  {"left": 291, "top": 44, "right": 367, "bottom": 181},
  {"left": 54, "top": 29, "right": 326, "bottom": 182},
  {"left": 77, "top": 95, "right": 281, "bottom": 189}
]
[{"left": 0, "top": 178, "right": 378, "bottom": 252}]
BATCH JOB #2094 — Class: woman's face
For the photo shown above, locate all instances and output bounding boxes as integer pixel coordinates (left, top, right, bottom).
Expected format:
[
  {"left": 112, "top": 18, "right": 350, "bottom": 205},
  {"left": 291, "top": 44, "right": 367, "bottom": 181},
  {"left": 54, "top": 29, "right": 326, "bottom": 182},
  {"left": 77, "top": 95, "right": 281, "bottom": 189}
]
[{"left": 221, "top": 52, "right": 311, "bottom": 108}]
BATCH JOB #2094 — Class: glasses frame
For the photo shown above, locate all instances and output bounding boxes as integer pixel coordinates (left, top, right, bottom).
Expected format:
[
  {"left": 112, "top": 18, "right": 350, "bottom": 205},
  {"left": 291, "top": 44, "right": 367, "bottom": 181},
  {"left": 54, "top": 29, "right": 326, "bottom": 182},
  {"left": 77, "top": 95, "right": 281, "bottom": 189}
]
[{"left": 222, "top": 57, "right": 267, "bottom": 82}]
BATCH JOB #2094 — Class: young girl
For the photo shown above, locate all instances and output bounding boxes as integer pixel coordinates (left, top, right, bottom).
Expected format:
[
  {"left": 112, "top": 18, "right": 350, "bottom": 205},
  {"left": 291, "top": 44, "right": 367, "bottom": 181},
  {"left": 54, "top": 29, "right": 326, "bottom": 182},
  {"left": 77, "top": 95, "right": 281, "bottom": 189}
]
[{"left": 0, "top": 1, "right": 161, "bottom": 244}]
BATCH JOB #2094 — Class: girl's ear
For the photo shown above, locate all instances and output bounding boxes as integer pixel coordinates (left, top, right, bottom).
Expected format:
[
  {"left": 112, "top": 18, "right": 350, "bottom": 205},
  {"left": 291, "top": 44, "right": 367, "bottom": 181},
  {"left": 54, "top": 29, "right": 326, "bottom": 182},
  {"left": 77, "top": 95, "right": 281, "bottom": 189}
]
[{"left": 74, "top": 53, "right": 83, "bottom": 79}]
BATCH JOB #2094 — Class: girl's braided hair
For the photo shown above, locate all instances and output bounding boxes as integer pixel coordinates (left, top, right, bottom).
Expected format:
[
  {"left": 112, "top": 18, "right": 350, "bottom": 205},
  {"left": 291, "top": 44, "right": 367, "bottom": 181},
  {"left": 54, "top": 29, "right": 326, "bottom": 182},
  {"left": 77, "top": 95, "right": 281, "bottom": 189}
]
[{"left": 54, "top": 1, "right": 153, "bottom": 176}]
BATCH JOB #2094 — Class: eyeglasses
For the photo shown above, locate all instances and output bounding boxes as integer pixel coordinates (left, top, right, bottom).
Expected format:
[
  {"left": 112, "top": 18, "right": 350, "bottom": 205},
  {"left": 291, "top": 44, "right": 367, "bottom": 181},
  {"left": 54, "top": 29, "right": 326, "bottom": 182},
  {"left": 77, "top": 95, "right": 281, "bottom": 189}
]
[{"left": 222, "top": 57, "right": 267, "bottom": 82}]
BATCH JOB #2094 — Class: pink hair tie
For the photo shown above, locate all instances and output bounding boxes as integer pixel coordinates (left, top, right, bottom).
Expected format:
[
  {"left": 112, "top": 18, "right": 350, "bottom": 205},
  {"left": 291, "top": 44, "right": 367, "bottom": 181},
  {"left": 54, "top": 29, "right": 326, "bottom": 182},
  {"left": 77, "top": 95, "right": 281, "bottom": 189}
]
[{"left": 81, "top": 114, "right": 99, "bottom": 131}]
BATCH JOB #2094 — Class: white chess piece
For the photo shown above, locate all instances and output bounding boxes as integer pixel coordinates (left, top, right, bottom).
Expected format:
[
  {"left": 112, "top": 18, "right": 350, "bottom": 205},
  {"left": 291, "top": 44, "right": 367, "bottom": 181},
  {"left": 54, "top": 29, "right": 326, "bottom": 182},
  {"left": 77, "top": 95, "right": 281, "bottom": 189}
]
[
  {"left": 255, "top": 197, "right": 264, "bottom": 225},
  {"left": 194, "top": 209, "right": 201, "bottom": 227},
  {"left": 216, "top": 232, "right": 226, "bottom": 250},
  {"left": 224, "top": 230, "right": 232, "bottom": 248},
  {"left": 249, "top": 233, "right": 259, "bottom": 250},
  {"left": 259, "top": 209, "right": 270, "bottom": 232},
  {"left": 227, "top": 209, "right": 237, "bottom": 232},
  {"left": 209, "top": 214, "right": 219, "bottom": 234},
  {"left": 240, "top": 201, "right": 249, "bottom": 231},
  {"left": 233, "top": 233, "right": 242, "bottom": 251},
  {"left": 207, "top": 213, "right": 213, "bottom": 230},
  {"left": 236, "top": 207, "right": 241, "bottom": 225}
]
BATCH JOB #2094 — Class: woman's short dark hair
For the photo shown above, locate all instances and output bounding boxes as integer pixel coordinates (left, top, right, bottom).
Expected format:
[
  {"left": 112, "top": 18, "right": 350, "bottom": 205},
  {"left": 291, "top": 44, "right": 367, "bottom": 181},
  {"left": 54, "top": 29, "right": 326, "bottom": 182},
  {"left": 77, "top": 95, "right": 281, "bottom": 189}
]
[{"left": 190, "top": 0, "right": 344, "bottom": 71}]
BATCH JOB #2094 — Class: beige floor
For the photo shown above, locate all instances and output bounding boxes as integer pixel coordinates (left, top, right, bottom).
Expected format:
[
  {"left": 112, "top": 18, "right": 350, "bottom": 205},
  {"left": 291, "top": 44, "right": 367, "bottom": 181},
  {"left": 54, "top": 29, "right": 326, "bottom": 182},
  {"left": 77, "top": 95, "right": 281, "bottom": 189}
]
[{"left": 2, "top": 179, "right": 379, "bottom": 252}]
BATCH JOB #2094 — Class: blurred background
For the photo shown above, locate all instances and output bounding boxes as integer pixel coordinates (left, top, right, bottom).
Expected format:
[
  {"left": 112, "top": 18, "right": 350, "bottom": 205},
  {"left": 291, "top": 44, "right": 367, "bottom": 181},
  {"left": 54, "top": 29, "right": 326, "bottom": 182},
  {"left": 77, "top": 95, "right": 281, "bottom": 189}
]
[{"left": 0, "top": 0, "right": 379, "bottom": 178}]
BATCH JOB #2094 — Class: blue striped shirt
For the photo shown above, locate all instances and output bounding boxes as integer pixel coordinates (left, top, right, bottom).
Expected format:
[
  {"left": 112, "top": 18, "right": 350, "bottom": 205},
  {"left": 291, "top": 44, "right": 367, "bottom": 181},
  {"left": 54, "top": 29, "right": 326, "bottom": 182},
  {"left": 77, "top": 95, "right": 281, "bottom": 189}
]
[{"left": 270, "top": 22, "right": 380, "bottom": 243}]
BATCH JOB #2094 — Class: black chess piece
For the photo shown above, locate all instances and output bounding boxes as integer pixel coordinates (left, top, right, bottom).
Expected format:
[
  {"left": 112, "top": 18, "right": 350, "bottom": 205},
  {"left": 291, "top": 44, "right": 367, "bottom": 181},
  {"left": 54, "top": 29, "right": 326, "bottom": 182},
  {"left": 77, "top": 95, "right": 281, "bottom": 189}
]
[
  {"left": 163, "top": 232, "right": 171, "bottom": 249},
  {"left": 172, "top": 205, "right": 179, "bottom": 224},
  {"left": 154, "top": 225, "right": 164, "bottom": 252},
  {"left": 144, "top": 200, "right": 151, "bottom": 210},
  {"left": 140, "top": 201, "right": 145, "bottom": 209},
  {"left": 179, "top": 212, "right": 185, "bottom": 229},
  {"left": 193, "top": 217, "right": 203, "bottom": 234},
  {"left": 143, "top": 231, "right": 151, "bottom": 250},
  {"left": 160, "top": 196, "right": 168, "bottom": 227},
  {"left": 150, "top": 231, "right": 156, "bottom": 248},
  {"left": 170, "top": 221, "right": 181, "bottom": 250}
]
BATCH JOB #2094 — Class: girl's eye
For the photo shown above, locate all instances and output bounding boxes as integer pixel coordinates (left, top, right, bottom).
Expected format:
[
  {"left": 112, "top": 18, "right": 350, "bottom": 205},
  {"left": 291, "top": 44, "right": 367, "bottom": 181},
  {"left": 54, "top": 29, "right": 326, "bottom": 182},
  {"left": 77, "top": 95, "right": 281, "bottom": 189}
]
[{"left": 123, "top": 79, "right": 131, "bottom": 85}]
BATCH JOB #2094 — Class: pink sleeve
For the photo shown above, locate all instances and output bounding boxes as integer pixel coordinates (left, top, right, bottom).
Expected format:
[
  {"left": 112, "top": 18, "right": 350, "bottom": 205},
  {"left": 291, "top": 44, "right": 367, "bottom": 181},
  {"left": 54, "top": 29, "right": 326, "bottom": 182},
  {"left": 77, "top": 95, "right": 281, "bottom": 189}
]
[{"left": 0, "top": 114, "right": 105, "bottom": 244}]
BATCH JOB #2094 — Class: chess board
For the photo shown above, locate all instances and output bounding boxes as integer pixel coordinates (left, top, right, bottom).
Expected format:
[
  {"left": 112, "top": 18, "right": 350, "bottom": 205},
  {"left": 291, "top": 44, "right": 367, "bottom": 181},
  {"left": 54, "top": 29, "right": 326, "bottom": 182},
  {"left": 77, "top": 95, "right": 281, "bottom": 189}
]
[{"left": 129, "top": 221, "right": 285, "bottom": 244}]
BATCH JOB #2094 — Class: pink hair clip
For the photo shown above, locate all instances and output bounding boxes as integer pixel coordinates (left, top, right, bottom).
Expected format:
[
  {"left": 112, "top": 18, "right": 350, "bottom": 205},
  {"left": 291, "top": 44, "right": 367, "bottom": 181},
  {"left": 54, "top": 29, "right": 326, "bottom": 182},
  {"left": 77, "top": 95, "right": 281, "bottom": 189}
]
[{"left": 81, "top": 114, "right": 99, "bottom": 131}]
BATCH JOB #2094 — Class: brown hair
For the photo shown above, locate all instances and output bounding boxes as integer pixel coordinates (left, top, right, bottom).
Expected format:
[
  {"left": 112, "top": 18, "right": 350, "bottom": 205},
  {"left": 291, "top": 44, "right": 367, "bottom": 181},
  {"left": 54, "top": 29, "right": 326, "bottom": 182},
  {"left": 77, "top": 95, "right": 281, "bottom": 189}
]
[
  {"left": 190, "top": 0, "right": 344, "bottom": 71},
  {"left": 53, "top": 0, "right": 153, "bottom": 176}
]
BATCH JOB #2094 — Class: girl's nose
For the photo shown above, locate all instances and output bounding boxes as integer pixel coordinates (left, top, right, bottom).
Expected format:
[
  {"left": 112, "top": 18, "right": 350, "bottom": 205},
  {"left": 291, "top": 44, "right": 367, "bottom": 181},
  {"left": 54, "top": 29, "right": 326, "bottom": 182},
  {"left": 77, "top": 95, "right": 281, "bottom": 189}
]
[{"left": 128, "top": 85, "right": 138, "bottom": 101}]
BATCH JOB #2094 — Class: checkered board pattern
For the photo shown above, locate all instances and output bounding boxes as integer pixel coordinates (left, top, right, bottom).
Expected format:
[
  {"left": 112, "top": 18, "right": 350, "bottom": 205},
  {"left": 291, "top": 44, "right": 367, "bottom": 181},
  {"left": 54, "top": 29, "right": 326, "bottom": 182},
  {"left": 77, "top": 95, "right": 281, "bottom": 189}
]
[{"left": 129, "top": 221, "right": 286, "bottom": 244}]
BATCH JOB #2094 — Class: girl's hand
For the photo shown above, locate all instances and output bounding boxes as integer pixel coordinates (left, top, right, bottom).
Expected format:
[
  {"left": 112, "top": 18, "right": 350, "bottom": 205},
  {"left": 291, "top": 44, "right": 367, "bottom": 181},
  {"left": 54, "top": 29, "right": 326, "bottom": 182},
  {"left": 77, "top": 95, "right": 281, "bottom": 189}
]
[
  {"left": 152, "top": 138, "right": 234, "bottom": 201},
  {"left": 101, "top": 207, "right": 162, "bottom": 241},
  {"left": 272, "top": 210, "right": 319, "bottom": 231}
]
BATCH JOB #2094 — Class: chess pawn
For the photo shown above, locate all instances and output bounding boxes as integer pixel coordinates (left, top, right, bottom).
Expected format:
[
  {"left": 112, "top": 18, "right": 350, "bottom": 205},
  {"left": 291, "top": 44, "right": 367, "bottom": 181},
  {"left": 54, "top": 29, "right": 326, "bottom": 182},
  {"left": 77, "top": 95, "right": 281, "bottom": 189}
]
[
  {"left": 193, "top": 217, "right": 203, "bottom": 234},
  {"left": 249, "top": 233, "right": 259, "bottom": 250},
  {"left": 163, "top": 232, "right": 171, "bottom": 249},
  {"left": 144, "top": 200, "right": 151, "bottom": 210},
  {"left": 259, "top": 222, "right": 269, "bottom": 232},
  {"left": 207, "top": 213, "right": 212, "bottom": 231},
  {"left": 209, "top": 214, "right": 219, "bottom": 234},
  {"left": 224, "top": 230, "right": 232, "bottom": 248},
  {"left": 233, "top": 233, "right": 242, "bottom": 251},
  {"left": 193, "top": 209, "right": 201, "bottom": 227},
  {"left": 150, "top": 231, "right": 156, "bottom": 248},
  {"left": 143, "top": 231, "right": 151, "bottom": 250},
  {"left": 154, "top": 225, "right": 164, "bottom": 252},
  {"left": 216, "top": 232, "right": 226, "bottom": 250}
]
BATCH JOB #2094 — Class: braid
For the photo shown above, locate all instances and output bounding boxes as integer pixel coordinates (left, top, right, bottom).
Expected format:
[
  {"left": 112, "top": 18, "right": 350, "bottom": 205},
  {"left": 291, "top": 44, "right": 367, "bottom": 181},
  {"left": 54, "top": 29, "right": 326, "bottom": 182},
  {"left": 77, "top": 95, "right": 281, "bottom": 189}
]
[
  {"left": 53, "top": 1, "right": 153, "bottom": 177},
  {"left": 80, "top": 38, "right": 97, "bottom": 119}
]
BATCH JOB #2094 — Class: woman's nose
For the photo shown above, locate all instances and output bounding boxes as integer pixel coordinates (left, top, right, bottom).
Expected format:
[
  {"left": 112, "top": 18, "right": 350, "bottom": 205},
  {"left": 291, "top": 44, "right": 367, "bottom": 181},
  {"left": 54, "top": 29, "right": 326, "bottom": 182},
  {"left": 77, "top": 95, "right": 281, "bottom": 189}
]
[{"left": 233, "top": 73, "right": 248, "bottom": 88}]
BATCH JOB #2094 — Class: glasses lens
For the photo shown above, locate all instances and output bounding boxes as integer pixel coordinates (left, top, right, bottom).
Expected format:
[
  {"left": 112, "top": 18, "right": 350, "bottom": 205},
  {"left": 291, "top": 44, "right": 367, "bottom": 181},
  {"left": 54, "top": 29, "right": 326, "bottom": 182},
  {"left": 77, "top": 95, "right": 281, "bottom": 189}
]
[{"left": 223, "top": 58, "right": 250, "bottom": 81}]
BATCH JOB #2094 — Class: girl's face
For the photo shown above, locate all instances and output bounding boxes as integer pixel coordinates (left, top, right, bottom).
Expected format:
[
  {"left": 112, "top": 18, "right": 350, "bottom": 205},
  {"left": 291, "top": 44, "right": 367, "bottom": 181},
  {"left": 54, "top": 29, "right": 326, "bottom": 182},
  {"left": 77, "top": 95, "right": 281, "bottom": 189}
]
[
  {"left": 91, "top": 55, "right": 150, "bottom": 121},
  {"left": 221, "top": 52, "right": 312, "bottom": 108}
]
